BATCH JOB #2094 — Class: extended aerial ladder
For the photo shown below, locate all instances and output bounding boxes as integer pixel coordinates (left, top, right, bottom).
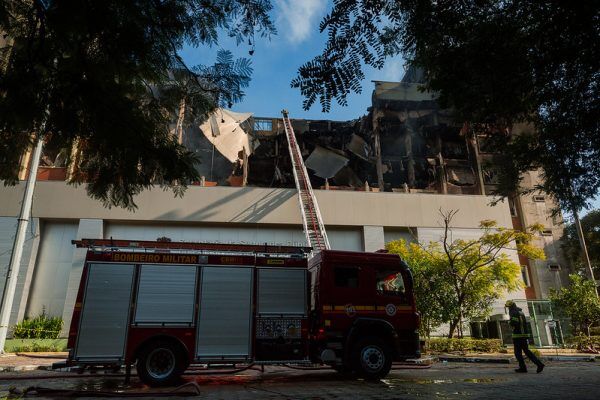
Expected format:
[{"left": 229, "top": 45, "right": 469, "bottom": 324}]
[{"left": 281, "top": 110, "right": 330, "bottom": 252}]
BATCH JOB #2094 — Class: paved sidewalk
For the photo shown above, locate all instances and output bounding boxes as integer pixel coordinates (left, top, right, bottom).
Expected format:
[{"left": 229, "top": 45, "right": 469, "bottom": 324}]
[{"left": 0, "top": 352, "right": 67, "bottom": 371}]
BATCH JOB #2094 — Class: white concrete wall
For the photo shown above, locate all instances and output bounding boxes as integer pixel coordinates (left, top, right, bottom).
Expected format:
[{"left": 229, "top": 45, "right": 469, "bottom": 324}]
[
  {"left": 61, "top": 219, "right": 104, "bottom": 334},
  {"left": 26, "top": 222, "right": 78, "bottom": 317},
  {"left": 0, "top": 183, "right": 514, "bottom": 229},
  {"left": 0, "top": 217, "right": 40, "bottom": 327},
  {"left": 384, "top": 228, "right": 415, "bottom": 244}
]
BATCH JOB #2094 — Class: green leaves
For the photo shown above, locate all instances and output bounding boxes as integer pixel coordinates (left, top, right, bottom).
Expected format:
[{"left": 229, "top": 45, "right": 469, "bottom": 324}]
[
  {"left": 550, "top": 274, "right": 600, "bottom": 337},
  {"left": 296, "top": 1, "right": 600, "bottom": 211},
  {"left": 561, "top": 210, "right": 600, "bottom": 277},
  {"left": 0, "top": 0, "right": 274, "bottom": 209},
  {"left": 13, "top": 314, "right": 63, "bottom": 340},
  {"left": 387, "top": 210, "right": 544, "bottom": 338}
]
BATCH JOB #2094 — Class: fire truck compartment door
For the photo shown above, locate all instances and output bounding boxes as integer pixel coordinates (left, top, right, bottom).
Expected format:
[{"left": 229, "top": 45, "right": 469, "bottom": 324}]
[
  {"left": 74, "top": 263, "right": 134, "bottom": 361},
  {"left": 258, "top": 268, "right": 307, "bottom": 316},
  {"left": 196, "top": 267, "right": 253, "bottom": 359},
  {"left": 134, "top": 264, "right": 197, "bottom": 325}
]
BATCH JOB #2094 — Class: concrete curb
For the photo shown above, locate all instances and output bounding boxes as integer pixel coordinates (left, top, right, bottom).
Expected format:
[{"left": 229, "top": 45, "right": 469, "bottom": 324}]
[
  {"left": 406, "top": 356, "right": 438, "bottom": 364},
  {"left": 542, "top": 355, "right": 597, "bottom": 362},
  {"left": 438, "top": 356, "right": 512, "bottom": 364}
]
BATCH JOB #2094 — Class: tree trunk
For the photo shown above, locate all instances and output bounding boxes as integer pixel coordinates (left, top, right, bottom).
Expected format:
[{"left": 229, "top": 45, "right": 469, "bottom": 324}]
[{"left": 448, "top": 319, "right": 459, "bottom": 338}]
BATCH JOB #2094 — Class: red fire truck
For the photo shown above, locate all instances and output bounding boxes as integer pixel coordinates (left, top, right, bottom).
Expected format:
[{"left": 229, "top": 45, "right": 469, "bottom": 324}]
[{"left": 59, "top": 239, "right": 420, "bottom": 386}]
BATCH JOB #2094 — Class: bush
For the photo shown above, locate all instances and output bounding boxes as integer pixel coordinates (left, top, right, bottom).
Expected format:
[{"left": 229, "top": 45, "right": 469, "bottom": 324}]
[
  {"left": 565, "top": 335, "right": 600, "bottom": 352},
  {"left": 427, "top": 338, "right": 504, "bottom": 353},
  {"left": 12, "top": 314, "right": 63, "bottom": 339}
]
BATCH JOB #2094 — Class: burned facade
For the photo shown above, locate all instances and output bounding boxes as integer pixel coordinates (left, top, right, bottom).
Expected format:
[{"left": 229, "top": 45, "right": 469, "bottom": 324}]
[{"left": 188, "top": 81, "right": 501, "bottom": 199}]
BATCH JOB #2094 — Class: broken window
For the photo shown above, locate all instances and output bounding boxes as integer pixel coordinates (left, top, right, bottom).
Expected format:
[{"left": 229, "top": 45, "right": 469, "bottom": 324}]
[{"left": 254, "top": 118, "right": 273, "bottom": 132}]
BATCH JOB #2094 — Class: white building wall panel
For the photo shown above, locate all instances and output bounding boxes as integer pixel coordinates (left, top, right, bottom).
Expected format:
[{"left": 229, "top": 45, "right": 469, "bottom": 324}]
[
  {"left": 27, "top": 222, "right": 78, "bottom": 317},
  {"left": 104, "top": 223, "right": 308, "bottom": 247},
  {"left": 327, "top": 228, "right": 363, "bottom": 251},
  {"left": 104, "top": 223, "right": 364, "bottom": 251},
  {"left": 383, "top": 228, "right": 415, "bottom": 245},
  {"left": 0, "top": 216, "right": 40, "bottom": 327},
  {"left": 362, "top": 226, "right": 385, "bottom": 252}
]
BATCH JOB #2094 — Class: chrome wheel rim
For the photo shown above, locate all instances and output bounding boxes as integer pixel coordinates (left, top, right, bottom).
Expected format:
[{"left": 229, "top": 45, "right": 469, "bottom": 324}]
[
  {"left": 146, "top": 348, "right": 176, "bottom": 380},
  {"left": 361, "top": 345, "right": 384, "bottom": 372}
]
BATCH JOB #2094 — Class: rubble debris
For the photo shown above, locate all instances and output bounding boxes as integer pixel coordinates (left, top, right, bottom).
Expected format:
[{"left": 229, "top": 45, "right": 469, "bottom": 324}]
[
  {"left": 347, "top": 134, "right": 371, "bottom": 161},
  {"left": 199, "top": 109, "right": 255, "bottom": 163},
  {"left": 304, "top": 145, "right": 349, "bottom": 179}
]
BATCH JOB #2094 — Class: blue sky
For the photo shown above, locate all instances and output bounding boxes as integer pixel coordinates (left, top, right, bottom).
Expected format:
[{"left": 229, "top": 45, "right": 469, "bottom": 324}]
[
  {"left": 179, "top": 1, "right": 599, "bottom": 212},
  {"left": 179, "top": 0, "right": 405, "bottom": 122}
]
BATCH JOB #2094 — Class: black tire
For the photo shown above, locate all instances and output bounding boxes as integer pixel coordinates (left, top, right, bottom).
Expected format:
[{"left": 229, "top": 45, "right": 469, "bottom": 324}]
[
  {"left": 351, "top": 336, "right": 392, "bottom": 380},
  {"left": 136, "top": 339, "right": 186, "bottom": 387}
]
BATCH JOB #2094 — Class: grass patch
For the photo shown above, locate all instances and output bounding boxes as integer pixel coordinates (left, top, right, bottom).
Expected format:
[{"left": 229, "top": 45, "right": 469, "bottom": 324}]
[{"left": 4, "top": 338, "right": 67, "bottom": 353}]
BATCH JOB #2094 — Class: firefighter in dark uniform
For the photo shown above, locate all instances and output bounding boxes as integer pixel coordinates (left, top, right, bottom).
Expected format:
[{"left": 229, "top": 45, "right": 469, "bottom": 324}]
[{"left": 505, "top": 300, "right": 545, "bottom": 373}]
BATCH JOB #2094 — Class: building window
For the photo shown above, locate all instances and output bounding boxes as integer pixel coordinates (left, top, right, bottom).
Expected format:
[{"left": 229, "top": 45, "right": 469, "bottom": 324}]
[
  {"left": 548, "top": 264, "right": 561, "bottom": 272},
  {"left": 376, "top": 270, "right": 405, "bottom": 296},
  {"left": 334, "top": 267, "right": 359, "bottom": 288},
  {"left": 254, "top": 118, "right": 273, "bottom": 132},
  {"left": 521, "top": 266, "right": 531, "bottom": 287},
  {"left": 541, "top": 229, "right": 553, "bottom": 236},
  {"left": 533, "top": 195, "right": 546, "bottom": 203},
  {"left": 508, "top": 197, "right": 518, "bottom": 217}
]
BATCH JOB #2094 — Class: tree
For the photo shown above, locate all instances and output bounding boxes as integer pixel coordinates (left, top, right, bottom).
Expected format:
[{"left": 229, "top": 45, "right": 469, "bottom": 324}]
[
  {"left": 550, "top": 274, "right": 600, "bottom": 338},
  {"left": 562, "top": 210, "right": 600, "bottom": 277},
  {"left": 388, "top": 210, "right": 544, "bottom": 338},
  {"left": 386, "top": 238, "right": 453, "bottom": 338},
  {"left": 0, "top": 0, "right": 275, "bottom": 209},
  {"left": 293, "top": 1, "right": 600, "bottom": 213}
]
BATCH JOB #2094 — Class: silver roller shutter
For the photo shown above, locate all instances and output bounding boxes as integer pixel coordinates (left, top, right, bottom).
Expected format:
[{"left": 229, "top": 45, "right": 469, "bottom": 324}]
[
  {"left": 258, "top": 268, "right": 307, "bottom": 316},
  {"left": 196, "top": 267, "right": 253, "bottom": 359},
  {"left": 134, "top": 265, "right": 197, "bottom": 325},
  {"left": 75, "top": 263, "right": 134, "bottom": 361}
]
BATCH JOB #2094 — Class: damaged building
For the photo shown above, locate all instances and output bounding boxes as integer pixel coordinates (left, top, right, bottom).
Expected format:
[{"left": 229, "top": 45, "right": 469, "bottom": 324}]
[
  {"left": 0, "top": 73, "right": 568, "bottom": 345},
  {"left": 188, "top": 82, "right": 499, "bottom": 199}
]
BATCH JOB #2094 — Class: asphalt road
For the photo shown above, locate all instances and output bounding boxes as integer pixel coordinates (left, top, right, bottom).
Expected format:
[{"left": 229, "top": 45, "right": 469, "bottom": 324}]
[{"left": 2, "top": 362, "right": 599, "bottom": 399}]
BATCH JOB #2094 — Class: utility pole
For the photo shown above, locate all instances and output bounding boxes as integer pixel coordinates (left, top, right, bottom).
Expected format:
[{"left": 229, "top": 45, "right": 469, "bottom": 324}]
[
  {"left": 573, "top": 209, "right": 598, "bottom": 296},
  {"left": 0, "top": 136, "right": 44, "bottom": 353}
]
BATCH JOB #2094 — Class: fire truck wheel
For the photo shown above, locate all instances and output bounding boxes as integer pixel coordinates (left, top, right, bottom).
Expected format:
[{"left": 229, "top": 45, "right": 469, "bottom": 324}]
[
  {"left": 352, "top": 337, "right": 392, "bottom": 380},
  {"left": 137, "top": 340, "right": 186, "bottom": 387}
]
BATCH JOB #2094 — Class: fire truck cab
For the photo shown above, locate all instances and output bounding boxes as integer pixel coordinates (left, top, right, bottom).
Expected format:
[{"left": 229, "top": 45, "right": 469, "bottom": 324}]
[{"left": 60, "top": 239, "right": 419, "bottom": 386}]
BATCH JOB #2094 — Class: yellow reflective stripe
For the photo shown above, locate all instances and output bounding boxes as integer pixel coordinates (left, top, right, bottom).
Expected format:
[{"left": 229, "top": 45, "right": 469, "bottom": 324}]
[{"left": 355, "top": 305, "right": 376, "bottom": 311}]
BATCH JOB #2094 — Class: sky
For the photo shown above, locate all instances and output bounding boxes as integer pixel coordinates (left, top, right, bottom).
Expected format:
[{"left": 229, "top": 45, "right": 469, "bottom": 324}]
[{"left": 179, "top": 0, "right": 406, "bottom": 122}]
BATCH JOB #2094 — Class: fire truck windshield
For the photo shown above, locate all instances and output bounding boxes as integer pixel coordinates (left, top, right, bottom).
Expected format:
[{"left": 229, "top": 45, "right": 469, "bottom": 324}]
[{"left": 376, "top": 269, "right": 406, "bottom": 299}]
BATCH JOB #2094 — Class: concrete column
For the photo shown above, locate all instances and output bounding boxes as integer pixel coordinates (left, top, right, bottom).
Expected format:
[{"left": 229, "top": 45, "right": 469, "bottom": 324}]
[
  {"left": 60, "top": 219, "right": 103, "bottom": 335},
  {"left": 0, "top": 217, "right": 40, "bottom": 329},
  {"left": 372, "top": 110, "right": 385, "bottom": 191},
  {"left": 363, "top": 226, "right": 385, "bottom": 252},
  {"left": 13, "top": 218, "right": 41, "bottom": 325}
]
